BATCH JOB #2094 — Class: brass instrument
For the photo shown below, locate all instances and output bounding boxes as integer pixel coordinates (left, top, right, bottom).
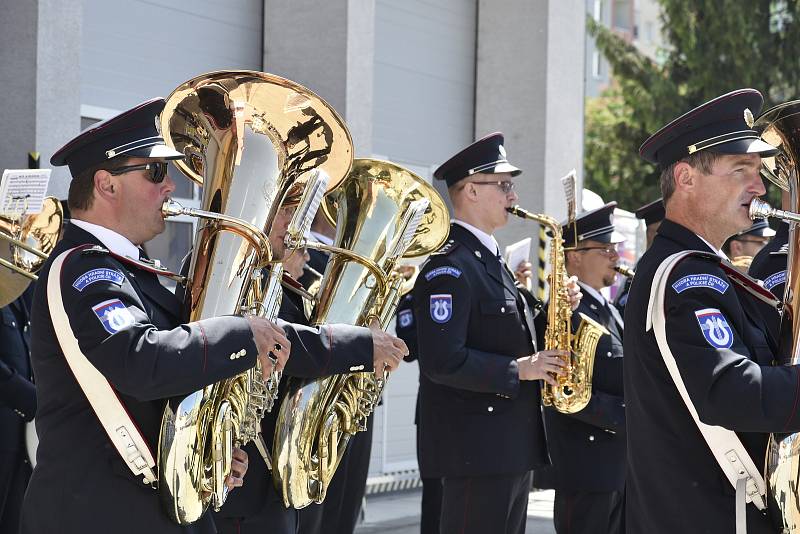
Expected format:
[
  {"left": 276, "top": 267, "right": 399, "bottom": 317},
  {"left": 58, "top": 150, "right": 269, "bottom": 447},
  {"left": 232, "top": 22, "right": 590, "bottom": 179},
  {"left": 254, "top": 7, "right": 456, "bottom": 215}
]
[
  {"left": 272, "top": 158, "right": 449, "bottom": 508},
  {"left": 614, "top": 264, "right": 635, "bottom": 278},
  {"left": 749, "top": 100, "right": 800, "bottom": 532},
  {"left": 0, "top": 197, "right": 63, "bottom": 306},
  {"left": 157, "top": 70, "right": 352, "bottom": 525},
  {"left": 730, "top": 255, "right": 754, "bottom": 271},
  {"left": 507, "top": 204, "right": 609, "bottom": 414}
]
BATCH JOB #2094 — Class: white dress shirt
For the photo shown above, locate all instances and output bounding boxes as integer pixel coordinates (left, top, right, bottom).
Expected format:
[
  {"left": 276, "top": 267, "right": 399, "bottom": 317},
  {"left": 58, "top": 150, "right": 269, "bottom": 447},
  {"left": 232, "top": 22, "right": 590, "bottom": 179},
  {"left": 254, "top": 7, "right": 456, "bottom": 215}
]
[
  {"left": 453, "top": 219, "right": 501, "bottom": 256},
  {"left": 70, "top": 219, "right": 141, "bottom": 260}
]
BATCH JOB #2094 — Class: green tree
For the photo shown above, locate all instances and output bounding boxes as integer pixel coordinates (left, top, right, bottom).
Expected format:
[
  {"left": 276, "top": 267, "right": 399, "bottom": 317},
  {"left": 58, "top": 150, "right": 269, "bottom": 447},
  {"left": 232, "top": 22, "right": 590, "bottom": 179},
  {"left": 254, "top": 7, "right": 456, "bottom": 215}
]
[{"left": 585, "top": 0, "right": 800, "bottom": 211}]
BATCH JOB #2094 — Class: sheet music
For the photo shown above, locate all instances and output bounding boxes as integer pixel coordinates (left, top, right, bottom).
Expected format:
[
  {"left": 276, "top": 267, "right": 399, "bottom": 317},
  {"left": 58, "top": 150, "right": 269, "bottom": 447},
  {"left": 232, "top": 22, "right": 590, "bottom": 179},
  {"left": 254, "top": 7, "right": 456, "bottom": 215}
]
[
  {"left": 0, "top": 169, "right": 51, "bottom": 215},
  {"left": 504, "top": 237, "right": 532, "bottom": 271}
]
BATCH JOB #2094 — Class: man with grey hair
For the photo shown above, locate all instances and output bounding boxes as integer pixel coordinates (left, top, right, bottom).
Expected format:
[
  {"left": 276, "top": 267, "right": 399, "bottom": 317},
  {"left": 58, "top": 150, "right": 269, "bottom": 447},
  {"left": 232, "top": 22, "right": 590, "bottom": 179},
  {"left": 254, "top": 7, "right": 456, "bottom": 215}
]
[{"left": 624, "top": 89, "right": 800, "bottom": 533}]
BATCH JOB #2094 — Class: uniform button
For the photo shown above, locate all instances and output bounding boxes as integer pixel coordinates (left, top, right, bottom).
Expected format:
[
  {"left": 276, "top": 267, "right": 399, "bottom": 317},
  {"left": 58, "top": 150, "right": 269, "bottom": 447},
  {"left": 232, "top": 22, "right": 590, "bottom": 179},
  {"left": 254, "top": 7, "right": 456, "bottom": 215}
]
[
  {"left": 239, "top": 349, "right": 247, "bottom": 357},
  {"left": 487, "top": 406, "right": 494, "bottom": 413},
  {"left": 23, "top": 325, "right": 28, "bottom": 332},
  {"left": 349, "top": 365, "right": 365, "bottom": 371},
  {"left": 474, "top": 250, "right": 482, "bottom": 258},
  {"left": 11, "top": 322, "right": 15, "bottom": 327},
  {"left": 229, "top": 352, "right": 237, "bottom": 360},
  {"left": 500, "top": 307, "right": 506, "bottom": 313},
  {"left": 607, "top": 352, "right": 612, "bottom": 357},
  {"left": 589, "top": 435, "right": 595, "bottom": 441}
]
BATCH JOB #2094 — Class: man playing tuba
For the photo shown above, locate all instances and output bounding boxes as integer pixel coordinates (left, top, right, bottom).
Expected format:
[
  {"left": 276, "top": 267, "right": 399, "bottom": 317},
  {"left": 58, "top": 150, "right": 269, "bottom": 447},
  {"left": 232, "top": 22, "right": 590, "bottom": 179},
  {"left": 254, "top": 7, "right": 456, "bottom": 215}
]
[{"left": 18, "top": 99, "right": 295, "bottom": 534}]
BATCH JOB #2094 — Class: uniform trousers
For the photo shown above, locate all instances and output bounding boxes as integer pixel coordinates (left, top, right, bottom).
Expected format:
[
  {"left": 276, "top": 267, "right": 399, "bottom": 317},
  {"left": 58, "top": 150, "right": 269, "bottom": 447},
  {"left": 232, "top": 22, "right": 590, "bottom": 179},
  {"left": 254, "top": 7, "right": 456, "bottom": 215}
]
[
  {"left": 0, "top": 452, "right": 31, "bottom": 534},
  {"left": 215, "top": 501, "right": 298, "bottom": 534},
  {"left": 440, "top": 471, "right": 532, "bottom": 534},
  {"left": 420, "top": 477, "right": 442, "bottom": 534},
  {"left": 553, "top": 490, "right": 624, "bottom": 534},
  {"left": 298, "top": 414, "right": 374, "bottom": 534}
]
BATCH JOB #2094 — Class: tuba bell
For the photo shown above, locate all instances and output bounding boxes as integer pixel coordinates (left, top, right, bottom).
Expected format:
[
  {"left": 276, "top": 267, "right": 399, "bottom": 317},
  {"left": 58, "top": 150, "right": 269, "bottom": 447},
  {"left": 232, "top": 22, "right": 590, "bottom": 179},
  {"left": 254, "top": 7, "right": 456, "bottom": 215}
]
[
  {"left": 0, "top": 196, "right": 63, "bottom": 306},
  {"left": 271, "top": 158, "right": 449, "bottom": 508},
  {"left": 156, "top": 70, "right": 353, "bottom": 525}
]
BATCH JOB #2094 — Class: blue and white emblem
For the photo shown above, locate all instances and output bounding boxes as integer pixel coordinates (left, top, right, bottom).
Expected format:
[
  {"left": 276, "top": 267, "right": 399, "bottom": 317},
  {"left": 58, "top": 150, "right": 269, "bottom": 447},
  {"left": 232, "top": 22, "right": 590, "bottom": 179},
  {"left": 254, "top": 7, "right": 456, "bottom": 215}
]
[
  {"left": 72, "top": 268, "right": 125, "bottom": 292},
  {"left": 92, "top": 299, "right": 135, "bottom": 334},
  {"left": 398, "top": 309, "right": 413, "bottom": 328},
  {"left": 430, "top": 294, "right": 453, "bottom": 324},
  {"left": 694, "top": 308, "right": 733, "bottom": 349}
]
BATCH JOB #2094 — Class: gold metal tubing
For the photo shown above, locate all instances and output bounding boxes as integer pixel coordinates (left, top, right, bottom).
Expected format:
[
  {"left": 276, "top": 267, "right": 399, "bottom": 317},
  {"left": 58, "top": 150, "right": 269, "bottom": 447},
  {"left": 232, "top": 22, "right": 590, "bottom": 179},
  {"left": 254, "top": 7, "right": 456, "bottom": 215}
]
[
  {"left": 0, "top": 232, "right": 49, "bottom": 260},
  {"left": 614, "top": 265, "right": 635, "bottom": 278},
  {"left": 161, "top": 199, "right": 273, "bottom": 259},
  {"left": 303, "top": 241, "right": 388, "bottom": 295},
  {"left": 750, "top": 197, "right": 800, "bottom": 224},
  {"left": 0, "top": 258, "right": 37, "bottom": 280}
]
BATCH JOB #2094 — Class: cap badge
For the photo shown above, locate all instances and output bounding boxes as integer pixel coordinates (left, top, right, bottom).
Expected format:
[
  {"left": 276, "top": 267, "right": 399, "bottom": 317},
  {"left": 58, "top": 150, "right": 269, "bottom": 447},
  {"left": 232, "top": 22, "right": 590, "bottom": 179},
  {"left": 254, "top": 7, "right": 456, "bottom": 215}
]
[{"left": 744, "top": 108, "right": 754, "bottom": 128}]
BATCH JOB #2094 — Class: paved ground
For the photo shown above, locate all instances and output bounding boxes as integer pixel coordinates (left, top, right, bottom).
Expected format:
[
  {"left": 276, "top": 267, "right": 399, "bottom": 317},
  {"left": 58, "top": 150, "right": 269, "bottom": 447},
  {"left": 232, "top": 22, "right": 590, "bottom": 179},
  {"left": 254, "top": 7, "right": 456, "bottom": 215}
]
[{"left": 355, "top": 489, "right": 556, "bottom": 534}]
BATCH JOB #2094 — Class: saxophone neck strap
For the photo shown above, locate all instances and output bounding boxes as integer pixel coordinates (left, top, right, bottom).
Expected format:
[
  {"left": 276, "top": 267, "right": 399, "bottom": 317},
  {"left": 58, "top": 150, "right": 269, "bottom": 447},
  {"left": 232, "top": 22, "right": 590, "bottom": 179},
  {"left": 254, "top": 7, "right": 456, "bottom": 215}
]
[
  {"left": 646, "top": 250, "right": 766, "bottom": 532},
  {"left": 47, "top": 245, "right": 158, "bottom": 488}
]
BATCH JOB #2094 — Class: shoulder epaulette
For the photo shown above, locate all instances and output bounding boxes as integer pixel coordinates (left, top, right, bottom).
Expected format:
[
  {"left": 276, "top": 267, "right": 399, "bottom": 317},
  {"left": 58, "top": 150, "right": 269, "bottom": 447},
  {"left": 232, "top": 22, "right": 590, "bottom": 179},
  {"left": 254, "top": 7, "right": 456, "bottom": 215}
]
[
  {"left": 431, "top": 239, "right": 459, "bottom": 256},
  {"left": 81, "top": 245, "right": 110, "bottom": 256},
  {"left": 771, "top": 243, "right": 789, "bottom": 256}
]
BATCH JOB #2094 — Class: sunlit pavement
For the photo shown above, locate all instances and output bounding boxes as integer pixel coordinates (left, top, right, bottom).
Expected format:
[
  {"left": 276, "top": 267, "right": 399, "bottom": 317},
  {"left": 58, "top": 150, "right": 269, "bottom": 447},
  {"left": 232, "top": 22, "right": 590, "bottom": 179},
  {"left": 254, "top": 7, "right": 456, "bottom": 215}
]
[{"left": 355, "top": 489, "right": 556, "bottom": 534}]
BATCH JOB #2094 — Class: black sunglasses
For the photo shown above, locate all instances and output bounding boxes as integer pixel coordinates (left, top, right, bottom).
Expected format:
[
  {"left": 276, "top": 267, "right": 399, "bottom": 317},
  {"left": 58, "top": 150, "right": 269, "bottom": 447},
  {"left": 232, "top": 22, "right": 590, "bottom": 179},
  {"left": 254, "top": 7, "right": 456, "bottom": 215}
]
[
  {"left": 108, "top": 162, "right": 169, "bottom": 183},
  {"left": 471, "top": 180, "right": 515, "bottom": 194}
]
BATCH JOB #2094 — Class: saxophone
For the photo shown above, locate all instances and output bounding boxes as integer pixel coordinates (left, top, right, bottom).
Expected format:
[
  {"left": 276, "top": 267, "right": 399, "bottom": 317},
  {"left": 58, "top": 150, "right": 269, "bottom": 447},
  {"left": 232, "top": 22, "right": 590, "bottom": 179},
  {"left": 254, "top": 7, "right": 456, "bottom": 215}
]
[
  {"left": 506, "top": 205, "right": 609, "bottom": 414},
  {"left": 271, "top": 158, "right": 449, "bottom": 508}
]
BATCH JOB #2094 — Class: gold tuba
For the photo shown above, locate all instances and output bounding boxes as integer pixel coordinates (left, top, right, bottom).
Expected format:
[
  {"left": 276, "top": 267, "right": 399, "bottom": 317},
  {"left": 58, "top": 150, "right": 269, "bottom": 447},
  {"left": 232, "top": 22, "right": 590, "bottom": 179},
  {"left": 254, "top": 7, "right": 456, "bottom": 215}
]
[
  {"left": 506, "top": 204, "right": 609, "bottom": 414},
  {"left": 0, "top": 196, "right": 63, "bottom": 306},
  {"left": 271, "top": 158, "right": 449, "bottom": 508},
  {"left": 748, "top": 99, "right": 800, "bottom": 532},
  {"left": 156, "top": 70, "right": 353, "bottom": 525}
]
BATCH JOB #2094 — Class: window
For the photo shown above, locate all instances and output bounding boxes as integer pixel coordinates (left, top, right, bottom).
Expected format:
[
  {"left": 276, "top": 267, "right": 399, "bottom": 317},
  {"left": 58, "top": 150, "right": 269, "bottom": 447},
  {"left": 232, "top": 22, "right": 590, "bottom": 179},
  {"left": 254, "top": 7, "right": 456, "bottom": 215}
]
[{"left": 592, "top": 51, "right": 603, "bottom": 79}]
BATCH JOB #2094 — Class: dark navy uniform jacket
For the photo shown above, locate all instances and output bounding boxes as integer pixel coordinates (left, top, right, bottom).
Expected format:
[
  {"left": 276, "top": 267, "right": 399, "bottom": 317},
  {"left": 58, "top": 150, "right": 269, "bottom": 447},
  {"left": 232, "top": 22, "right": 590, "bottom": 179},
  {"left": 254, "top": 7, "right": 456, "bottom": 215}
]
[
  {"left": 20, "top": 224, "right": 368, "bottom": 534},
  {"left": 749, "top": 221, "right": 789, "bottom": 343},
  {"left": 413, "top": 223, "right": 548, "bottom": 478},
  {"left": 624, "top": 219, "right": 800, "bottom": 534},
  {"left": 538, "top": 286, "right": 625, "bottom": 492},
  {"left": 0, "top": 288, "right": 35, "bottom": 451},
  {"left": 215, "top": 279, "right": 374, "bottom": 526}
]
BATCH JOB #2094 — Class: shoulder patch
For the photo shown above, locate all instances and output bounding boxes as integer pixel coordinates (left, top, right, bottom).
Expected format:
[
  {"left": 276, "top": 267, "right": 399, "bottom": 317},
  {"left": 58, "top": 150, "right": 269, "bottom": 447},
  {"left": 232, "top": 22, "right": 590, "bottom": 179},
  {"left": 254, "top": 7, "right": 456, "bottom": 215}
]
[
  {"left": 764, "top": 270, "right": 787, "bottom": 291},
  {"left": 424, "top": 266, "right": 462, "bottom": 281},
  {"left": 431, "top": 240, "right": 459, "bottom": 256},
  {"left": 72, "top": 268, "right": 125, "bottom": 292},
  {"left": 429, "top": 294, "right": 453, "bottom": 324},
  {"left": 398, "top": 309, "right": 413, "bottom": 328},
  {"left": 92, "top": 299, "right": 135, "bottom": 334},
  {"left": 672, "top": 273, "right": 729, "bottom": 294},
  {"left": 694, "top": 308, "right": 733, "bottom": 349}
]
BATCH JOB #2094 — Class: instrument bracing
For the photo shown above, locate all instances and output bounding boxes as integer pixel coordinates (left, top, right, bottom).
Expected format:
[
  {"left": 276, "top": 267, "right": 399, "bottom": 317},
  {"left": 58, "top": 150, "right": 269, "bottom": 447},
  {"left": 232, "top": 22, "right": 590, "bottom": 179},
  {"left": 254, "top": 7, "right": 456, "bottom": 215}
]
[
  {"left": 0, "top": 197, "right": 63, "bottom": 306},
  {"left": 506, "top": 204, "right": 609, "bottom": 414},
  {"left": 750, "top": 100, "right": 800, "bottom": 532},
  {"left": 157, "top": 70, "right": 353, "bottom": 525},
  {"left": 271, "top": 158, "right": 449, "bottom": 508}
]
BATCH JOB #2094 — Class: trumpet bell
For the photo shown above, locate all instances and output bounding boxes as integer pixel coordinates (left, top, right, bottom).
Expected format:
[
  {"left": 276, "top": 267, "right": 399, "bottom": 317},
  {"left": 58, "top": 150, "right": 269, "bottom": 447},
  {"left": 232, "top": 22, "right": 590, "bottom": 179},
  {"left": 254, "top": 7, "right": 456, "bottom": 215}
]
[{"left": 0, "top": 197, "right": 63, "bottom": 307}]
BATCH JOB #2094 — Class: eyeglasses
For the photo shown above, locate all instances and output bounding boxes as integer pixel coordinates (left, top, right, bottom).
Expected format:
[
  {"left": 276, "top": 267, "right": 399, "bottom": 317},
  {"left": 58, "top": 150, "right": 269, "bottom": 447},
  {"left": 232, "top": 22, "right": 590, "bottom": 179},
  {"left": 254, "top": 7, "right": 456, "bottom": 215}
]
[
  {"left": 574, "top": 244, "right": 618, "bottom": 256},
  {"left": 108, "top": 162, "right": 169, "bottom": 184},
  {"left": 471, "top": 180, "right": 515, "bottom": 194}
]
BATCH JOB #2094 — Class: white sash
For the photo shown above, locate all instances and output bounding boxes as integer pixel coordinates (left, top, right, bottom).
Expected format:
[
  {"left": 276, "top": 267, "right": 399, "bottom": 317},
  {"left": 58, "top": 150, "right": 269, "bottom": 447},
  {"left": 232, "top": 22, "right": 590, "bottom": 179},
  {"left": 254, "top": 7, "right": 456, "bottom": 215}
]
[
  {"left": 47, "top": 247, "right": 157, "bottom": 487},
  {"left": 646, "top": 251, "right": 766, "bottom": 533}
]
